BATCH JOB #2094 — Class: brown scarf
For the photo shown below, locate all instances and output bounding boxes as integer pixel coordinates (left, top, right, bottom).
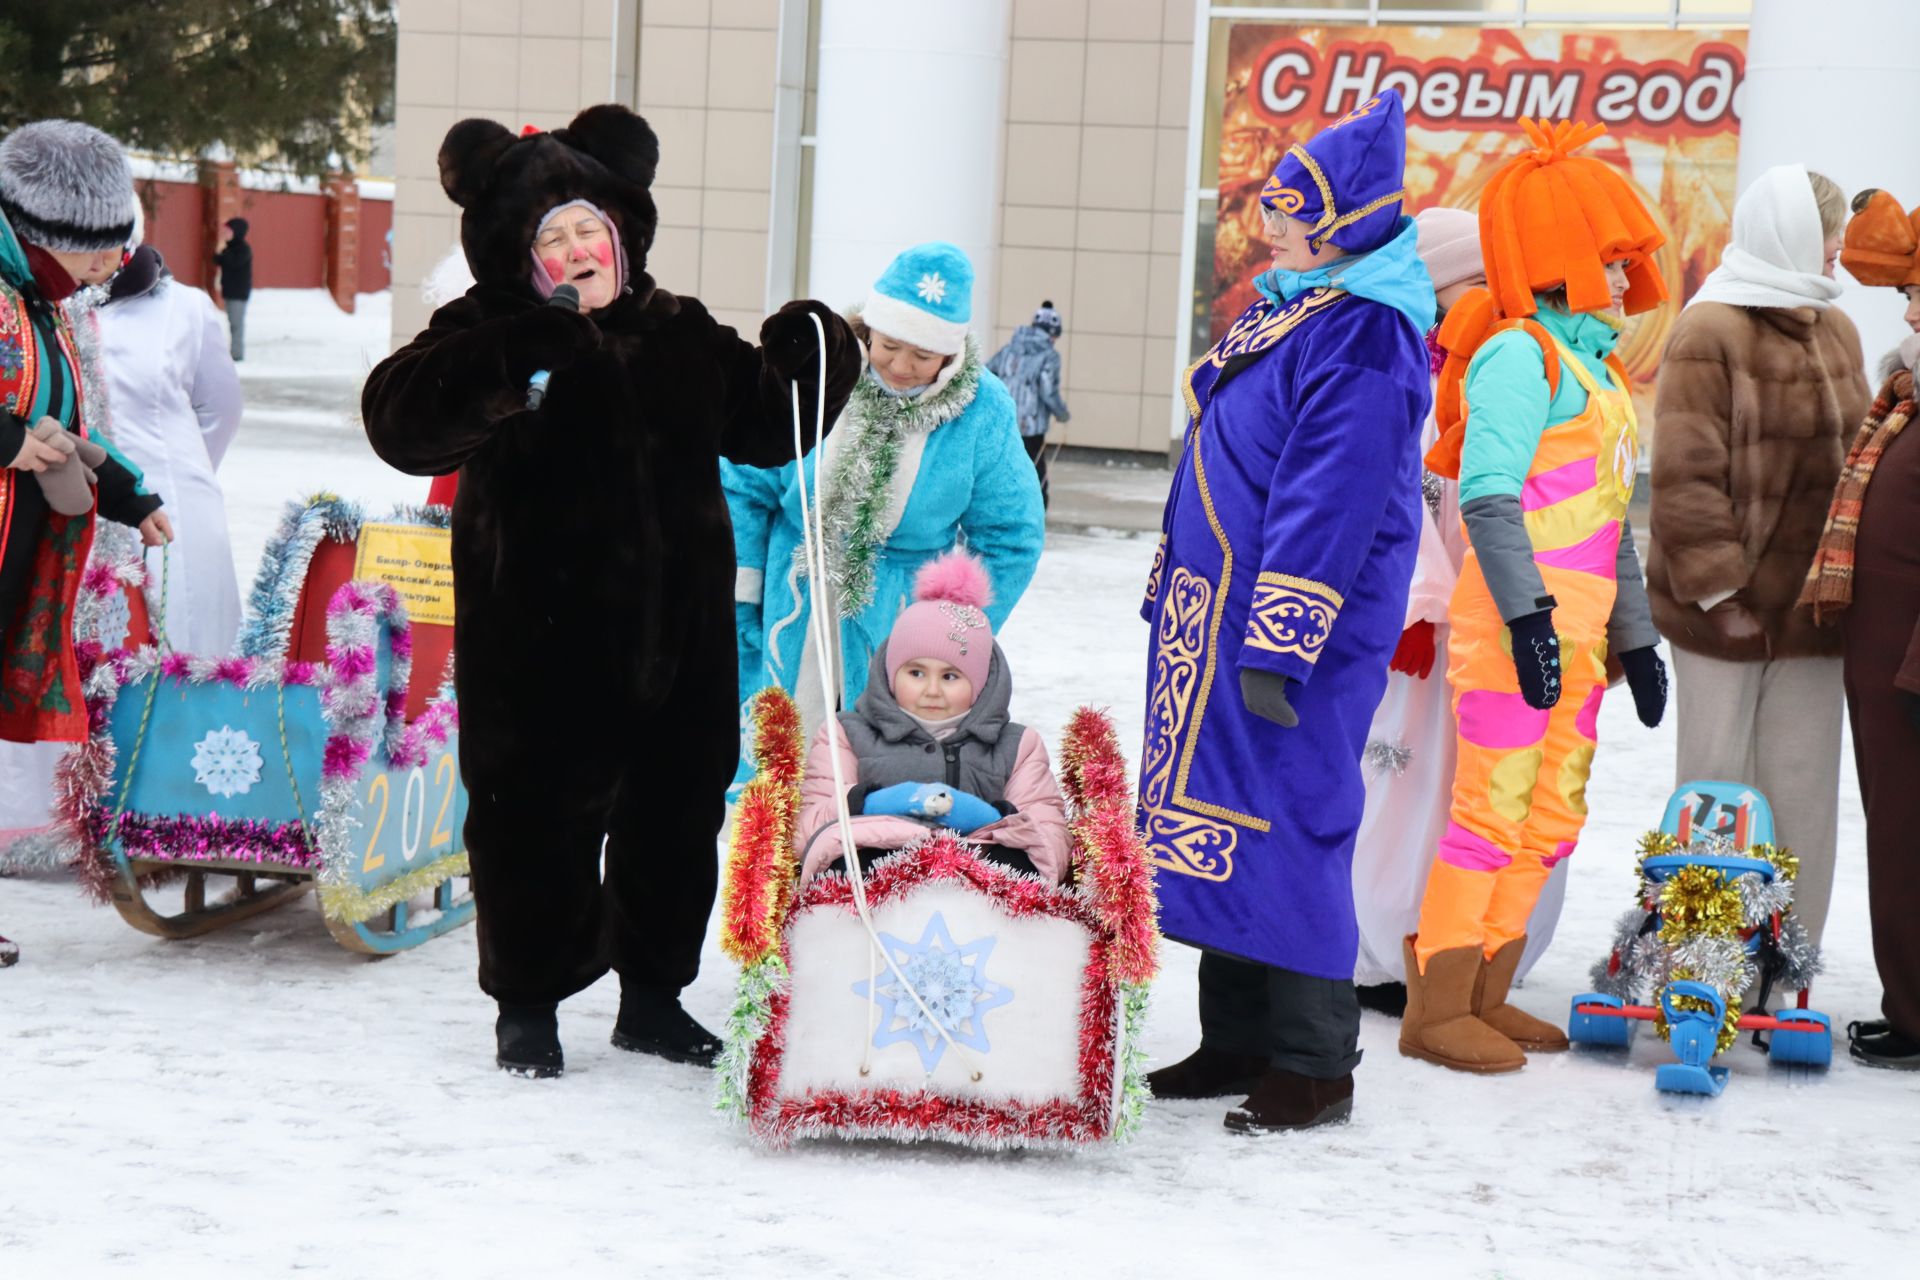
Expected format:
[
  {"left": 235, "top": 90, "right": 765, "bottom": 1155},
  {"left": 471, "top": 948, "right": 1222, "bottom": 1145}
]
[{"left": 1800, "top": 368, "right": 1915, "bottom": 622}]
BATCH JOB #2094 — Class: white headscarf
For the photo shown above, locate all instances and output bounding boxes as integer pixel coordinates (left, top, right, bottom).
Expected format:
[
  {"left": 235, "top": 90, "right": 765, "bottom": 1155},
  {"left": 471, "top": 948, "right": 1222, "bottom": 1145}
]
[{"left": 1689, "top": 164, "right": 1844, "bottom": 311}]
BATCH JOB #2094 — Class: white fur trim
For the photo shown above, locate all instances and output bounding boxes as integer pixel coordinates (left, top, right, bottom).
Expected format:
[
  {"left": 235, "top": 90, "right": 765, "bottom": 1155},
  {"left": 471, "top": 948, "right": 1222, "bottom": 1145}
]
[{"left": 862, "top": 291, "right": 969, "bottom": 356}]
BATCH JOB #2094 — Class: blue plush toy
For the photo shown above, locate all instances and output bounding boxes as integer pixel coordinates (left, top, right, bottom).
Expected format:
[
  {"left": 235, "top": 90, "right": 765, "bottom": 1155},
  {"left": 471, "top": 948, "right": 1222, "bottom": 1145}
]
[{"left": 864, "top": 782, "right": 1001, "bottom": 835}]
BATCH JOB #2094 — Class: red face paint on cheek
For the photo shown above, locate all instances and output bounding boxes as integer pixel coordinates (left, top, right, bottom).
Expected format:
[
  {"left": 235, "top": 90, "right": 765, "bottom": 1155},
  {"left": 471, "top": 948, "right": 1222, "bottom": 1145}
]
[
  {"left": 541, "top": 256, "right": 566, "bottom": 283},
  {"left": 590, "top": 242, "right": 613, "bottom": 267}
]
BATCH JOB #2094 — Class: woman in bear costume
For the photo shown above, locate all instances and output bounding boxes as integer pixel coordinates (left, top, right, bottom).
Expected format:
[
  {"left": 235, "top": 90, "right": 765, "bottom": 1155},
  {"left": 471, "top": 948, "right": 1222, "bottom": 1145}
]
[{"left": 362, "top": 106, "right": 859, "bottom": 1078}]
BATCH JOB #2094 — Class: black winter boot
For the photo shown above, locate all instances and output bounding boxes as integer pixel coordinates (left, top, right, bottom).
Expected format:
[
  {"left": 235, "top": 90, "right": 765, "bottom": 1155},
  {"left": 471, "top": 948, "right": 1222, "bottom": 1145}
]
[
  {"left": 1356, "top": 982, "right": 1407, "bottom": 1017},
  {"left": 1849, "top": 1020, "right": 1920, "bottom": 1070},
  {"left": 0, "top": 932, "right": 17, "bottom": 967},
  {"left": 612, "top": 987, "right": 721, "bottom": 1066},
  {"left": 1145, "top": 1045, "right": 1268, "bottom": 1099},
  {"left": 495, "top": 1002, "right": 563, "bottom": 1078},
  {"left": 1223, "top": 1069, "right": 1354, "bottom": 1133}
]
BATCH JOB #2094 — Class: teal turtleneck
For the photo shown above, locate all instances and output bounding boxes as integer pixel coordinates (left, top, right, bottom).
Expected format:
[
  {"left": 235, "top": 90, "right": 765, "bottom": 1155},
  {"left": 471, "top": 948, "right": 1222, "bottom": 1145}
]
[{"left": 1458, "top": 297, "right": 1625, "bottom": 506}]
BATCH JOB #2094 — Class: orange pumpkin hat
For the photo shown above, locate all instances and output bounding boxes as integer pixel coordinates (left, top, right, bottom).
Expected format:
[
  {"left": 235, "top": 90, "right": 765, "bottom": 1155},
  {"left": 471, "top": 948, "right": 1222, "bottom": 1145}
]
[
  {"left": 1478, "top": 118, "right": 1668, "bottom": 319},
  {"left": 1839, "top": 188, "right": 1920, "bottom": 287}
]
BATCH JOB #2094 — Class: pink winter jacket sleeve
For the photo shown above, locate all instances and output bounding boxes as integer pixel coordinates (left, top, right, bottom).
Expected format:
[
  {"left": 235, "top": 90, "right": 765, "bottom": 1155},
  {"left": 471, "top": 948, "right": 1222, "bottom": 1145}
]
[
  {"left": 795, "top": 724, "right": 1074, "bottom": 885},
  {"left": 796, "top": 723, "right": 930, "bottom": 884},
  {"left": 971, "top": 730, "right": 1072, "bottom": 884}
]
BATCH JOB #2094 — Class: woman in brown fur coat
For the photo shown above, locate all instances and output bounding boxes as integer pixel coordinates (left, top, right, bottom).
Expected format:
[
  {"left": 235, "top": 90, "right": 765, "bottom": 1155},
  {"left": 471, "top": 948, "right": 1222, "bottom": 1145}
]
[{"left": 1646, "top": 165, "right": 1869, "bottom": 953}]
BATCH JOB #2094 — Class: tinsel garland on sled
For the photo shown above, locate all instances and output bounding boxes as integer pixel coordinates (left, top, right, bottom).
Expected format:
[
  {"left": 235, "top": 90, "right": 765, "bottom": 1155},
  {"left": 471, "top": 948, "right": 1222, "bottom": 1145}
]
[
  {"left": 1588, "top": 831, "right": 1822, "bottom": 1053},
  {"left": 55, "top": 494, "right": 465, "bottom": 926},
  {"left": 716, "top": 689, "right": 1157, "bottom": 1150}
]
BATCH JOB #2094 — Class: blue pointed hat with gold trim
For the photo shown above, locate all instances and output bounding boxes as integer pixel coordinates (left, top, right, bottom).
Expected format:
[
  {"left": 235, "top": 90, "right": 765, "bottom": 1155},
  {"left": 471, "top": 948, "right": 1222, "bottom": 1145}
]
[{"left": 1260, "top": 90, "right": 1408, "bottom": 255}]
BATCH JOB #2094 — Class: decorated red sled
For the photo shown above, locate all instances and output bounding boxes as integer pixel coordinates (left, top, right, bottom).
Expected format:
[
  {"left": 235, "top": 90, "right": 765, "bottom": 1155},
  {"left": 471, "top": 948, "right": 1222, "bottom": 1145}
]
[
  {"left": 717, "top": 688, "right": 1158, "bottom": 1150},
  {"left": 57, "top": 493, "right": 472, "bottom": 954}
]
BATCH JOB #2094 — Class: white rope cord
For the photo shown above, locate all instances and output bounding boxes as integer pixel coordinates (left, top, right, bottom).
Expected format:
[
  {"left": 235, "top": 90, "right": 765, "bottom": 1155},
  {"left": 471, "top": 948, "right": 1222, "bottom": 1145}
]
[{"left": 789, "top": 312, "right": 985, "bottom": 1085}]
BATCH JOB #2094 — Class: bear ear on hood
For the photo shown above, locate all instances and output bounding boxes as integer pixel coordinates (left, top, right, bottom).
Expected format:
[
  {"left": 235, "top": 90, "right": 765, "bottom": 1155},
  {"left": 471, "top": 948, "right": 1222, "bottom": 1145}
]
[
  {"left": 438, "top": 118, "right": 518, "bottom": 209},
  {"left": 559, "top": 105, "right": 660, "bottom": 191}
]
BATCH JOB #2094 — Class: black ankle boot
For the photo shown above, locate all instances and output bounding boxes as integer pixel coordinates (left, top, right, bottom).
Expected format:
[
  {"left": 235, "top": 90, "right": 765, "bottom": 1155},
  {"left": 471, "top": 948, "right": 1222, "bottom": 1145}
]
[
  {"left": 1145, "top": 1045, "right": 1268, "bottom": 1100},
  {"left": 612, "top": 987, "right": 721, "bottom": 1066},
  {"left": 1849, "top": 1020, "right": 1920, "bottom": 1070},
  {"left": 495, "top": 1002, "right": 563, "bottom": 1078},
  {"left": 1223, "top": 1069, "right": 1354, "bottom": 1133}
]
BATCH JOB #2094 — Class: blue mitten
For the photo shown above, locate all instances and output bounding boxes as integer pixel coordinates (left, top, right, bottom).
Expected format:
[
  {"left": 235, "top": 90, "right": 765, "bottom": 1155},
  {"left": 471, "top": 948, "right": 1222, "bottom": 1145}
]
[
  {"left": 930, "top": 788, "right": 1003, "bottom": 835},
  {"left": 861, "top": 782, "right": 932, "bottom": 817},
  {"left": 862, "top": 782, "right": 1001, "bottom": 834}
]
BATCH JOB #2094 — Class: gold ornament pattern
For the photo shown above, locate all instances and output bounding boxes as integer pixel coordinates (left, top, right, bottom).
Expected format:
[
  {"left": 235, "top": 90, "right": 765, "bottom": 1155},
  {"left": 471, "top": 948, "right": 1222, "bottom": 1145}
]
[
  {"left": 1244, "top": 571, "right": 1342, "bottom": 665},
  {"left": 1138, "top": 568, "right": 1239, "bottom": 882},
  {"left": 1143, "top": 535, "right": 1167, "bottom": 611}
]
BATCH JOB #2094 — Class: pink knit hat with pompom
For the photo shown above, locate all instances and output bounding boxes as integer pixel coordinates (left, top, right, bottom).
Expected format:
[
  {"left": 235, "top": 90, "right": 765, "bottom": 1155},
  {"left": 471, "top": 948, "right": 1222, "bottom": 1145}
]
[{"left": 885, "top": 550, "right": 995, "bottom": 691}]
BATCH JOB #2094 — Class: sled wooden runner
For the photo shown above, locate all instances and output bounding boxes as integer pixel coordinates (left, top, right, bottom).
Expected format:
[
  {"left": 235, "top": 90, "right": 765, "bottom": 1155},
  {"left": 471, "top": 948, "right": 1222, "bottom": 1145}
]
[{"left": 108, "top": 864, "right": 312, "bottom": 940}]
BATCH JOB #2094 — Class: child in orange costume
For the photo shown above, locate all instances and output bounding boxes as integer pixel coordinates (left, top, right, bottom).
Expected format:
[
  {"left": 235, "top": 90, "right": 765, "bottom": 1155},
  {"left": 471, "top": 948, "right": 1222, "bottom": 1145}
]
[{"left": 1401, "top": 122, "right": 1671, "bottom": 1074}]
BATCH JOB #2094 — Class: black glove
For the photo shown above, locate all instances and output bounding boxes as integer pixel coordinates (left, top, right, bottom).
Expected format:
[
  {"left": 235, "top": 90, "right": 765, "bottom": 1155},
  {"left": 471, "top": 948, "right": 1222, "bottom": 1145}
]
[
  {"left": 1617, "top": 645, "right": 1668, "bottom": 728},
  {"left": 494, "top": 304, "right": 602, "bottom": 386},
  {"left": 1239, "top": 668, "right": 1299, "bottom": 728},
  {"left": 760, "top": 300, "right": 847, "bottom": 380},
  {"left": 1507, "top": 608, "right": 1562, "bottom": 710}
]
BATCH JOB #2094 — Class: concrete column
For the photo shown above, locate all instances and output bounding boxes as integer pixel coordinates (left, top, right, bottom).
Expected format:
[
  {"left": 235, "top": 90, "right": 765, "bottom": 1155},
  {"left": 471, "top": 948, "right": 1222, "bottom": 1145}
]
[
  {"left": 1741, "top": 0, "right": 1920, "bottom": 367},
  {"left": 806, "top": 0, "right": 1011, "bottom": 328}
]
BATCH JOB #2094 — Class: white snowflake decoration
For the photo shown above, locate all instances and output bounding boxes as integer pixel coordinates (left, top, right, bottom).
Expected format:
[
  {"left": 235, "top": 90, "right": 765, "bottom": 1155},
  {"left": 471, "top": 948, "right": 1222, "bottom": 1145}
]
[
  {"left": 192, "top": 726, "right": 264, "bottom": 799},
  {"left": 93, "top": 585, "right": 133, "bottom": 651},
  {"left": 915, "top": 271, "right": 947, "bottom": 305}
]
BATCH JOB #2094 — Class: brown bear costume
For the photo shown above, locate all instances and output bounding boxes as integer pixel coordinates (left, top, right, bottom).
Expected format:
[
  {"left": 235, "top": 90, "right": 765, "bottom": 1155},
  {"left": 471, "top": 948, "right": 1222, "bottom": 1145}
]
[{"left": 362, "top": 106, "right": 859, "bottom": 1076}]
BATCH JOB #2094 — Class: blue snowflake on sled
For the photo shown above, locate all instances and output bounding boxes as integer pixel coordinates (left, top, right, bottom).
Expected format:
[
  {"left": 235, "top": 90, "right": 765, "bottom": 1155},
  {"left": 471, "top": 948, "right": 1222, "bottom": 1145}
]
[{"left": 851, "top": 913, "right": 1013, "bottom": 1073}]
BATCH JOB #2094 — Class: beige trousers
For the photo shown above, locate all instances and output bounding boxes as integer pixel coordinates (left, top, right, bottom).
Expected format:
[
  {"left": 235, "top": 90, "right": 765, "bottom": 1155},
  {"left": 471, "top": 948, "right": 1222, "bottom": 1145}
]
[{"left": 1672, "top": 649, "right": 1845, "bottom": 948}]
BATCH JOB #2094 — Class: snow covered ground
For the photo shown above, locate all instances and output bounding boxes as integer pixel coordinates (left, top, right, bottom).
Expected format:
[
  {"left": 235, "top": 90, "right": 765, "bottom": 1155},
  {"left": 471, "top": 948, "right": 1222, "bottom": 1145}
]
[{"left": 2, "top": 291, "right": 1915, "bottom": 1277}]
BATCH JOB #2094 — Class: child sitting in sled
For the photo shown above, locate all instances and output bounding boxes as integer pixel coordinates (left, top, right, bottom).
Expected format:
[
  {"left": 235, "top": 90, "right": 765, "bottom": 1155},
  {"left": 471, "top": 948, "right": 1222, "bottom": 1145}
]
[{"left": 796, "top": 550, "right": 1070, "bottom": 884}]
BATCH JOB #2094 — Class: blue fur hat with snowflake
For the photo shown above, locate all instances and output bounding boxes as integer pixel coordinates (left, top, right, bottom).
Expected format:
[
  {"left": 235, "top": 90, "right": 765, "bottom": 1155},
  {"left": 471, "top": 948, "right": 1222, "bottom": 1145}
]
[{"left": 863, "top": 241, "right": 972, "bottom": 355}]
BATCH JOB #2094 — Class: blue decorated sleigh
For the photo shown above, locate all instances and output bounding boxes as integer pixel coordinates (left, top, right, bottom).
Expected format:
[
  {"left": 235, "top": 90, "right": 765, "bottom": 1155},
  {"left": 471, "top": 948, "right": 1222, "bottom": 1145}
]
[
  {"left": 717, "top": 689, "right": 1157, "bottom": 1150},
  {"left": 58, "top": 494, "right": 473, "bottom": 953}
]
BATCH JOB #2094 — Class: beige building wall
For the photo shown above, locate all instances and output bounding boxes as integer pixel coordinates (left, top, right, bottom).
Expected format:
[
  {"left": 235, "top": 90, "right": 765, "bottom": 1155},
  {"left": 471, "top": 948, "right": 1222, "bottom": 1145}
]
[
  {"left": 390, "top": 0, "right": 620, "bottom": 343},
  {"left": 994, "top": 0, "right": 1197, "bottom": 455},
  {"left": 632, "top": 0, "right": 783, "bottom": 340},
  {"left": 390, "top": 0, "right": 1198, "bottom": 460}
]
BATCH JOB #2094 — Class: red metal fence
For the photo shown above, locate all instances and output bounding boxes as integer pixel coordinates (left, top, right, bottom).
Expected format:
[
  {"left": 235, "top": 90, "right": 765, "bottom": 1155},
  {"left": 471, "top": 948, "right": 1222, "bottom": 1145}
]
[{"left": 135, "top": 159, "right": 392, "bottom": 311}]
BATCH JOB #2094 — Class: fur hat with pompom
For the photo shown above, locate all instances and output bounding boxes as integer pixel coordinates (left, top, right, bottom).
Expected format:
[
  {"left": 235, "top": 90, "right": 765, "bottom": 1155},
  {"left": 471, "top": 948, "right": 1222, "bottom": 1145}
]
[{"left": 885, "top": 550, "right": 995, "bottom": 691}]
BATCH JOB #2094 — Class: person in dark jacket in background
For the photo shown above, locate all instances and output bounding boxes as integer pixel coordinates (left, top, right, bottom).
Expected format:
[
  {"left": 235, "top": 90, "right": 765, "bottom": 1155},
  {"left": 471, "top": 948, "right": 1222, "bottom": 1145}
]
[
  {"left": 213, "top": 216, "right": 252, "bottom": 360},
  {"left": 987, "top": 301, "right": 1071, "bottom": 508}
]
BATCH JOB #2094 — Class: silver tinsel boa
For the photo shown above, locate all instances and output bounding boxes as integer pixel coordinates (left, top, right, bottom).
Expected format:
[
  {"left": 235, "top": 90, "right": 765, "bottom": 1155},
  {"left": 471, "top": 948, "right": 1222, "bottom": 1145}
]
[{"left": 1588, "top": 832, "right": 1823, "bottom": 1010}]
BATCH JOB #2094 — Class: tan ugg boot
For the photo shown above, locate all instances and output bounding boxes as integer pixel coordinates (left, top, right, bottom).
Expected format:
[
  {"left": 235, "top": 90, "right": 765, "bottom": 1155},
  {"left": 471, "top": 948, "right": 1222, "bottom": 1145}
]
[
  {"left": 1399, "top": 936, "right": 1525, "bottom": 1074},
  {"left": 1476, "top": 937, "right": 1569, "bottom": 1052}
]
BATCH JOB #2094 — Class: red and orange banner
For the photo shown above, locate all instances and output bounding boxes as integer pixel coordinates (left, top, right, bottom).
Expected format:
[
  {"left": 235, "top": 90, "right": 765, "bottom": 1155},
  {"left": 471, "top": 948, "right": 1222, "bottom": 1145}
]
[{"left": 1214, "top": 25, "right": 1747, "bottom": 421}]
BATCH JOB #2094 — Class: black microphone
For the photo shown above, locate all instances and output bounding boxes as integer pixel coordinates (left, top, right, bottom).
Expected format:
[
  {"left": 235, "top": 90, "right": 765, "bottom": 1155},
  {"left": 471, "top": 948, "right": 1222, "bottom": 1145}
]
[{"left": 526, "top": 283, "right": 581, "bottom": 410}]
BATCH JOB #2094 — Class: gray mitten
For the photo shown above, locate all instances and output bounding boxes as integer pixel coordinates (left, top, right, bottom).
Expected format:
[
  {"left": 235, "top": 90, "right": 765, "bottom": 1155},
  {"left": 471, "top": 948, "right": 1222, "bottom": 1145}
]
[{"left": 28, "top": 418, "right": 106, "bottom": 516}]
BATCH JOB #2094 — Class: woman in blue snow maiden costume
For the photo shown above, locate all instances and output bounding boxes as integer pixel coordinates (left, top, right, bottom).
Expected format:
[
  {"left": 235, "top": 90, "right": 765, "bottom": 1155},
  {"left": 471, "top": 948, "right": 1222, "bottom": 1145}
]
[
  {"left": 726, "top": 242, "right": 1046, "bottom": 758},
  {"left": 1138, "top": 91, "right": 1435, "bottom": 1133}
]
